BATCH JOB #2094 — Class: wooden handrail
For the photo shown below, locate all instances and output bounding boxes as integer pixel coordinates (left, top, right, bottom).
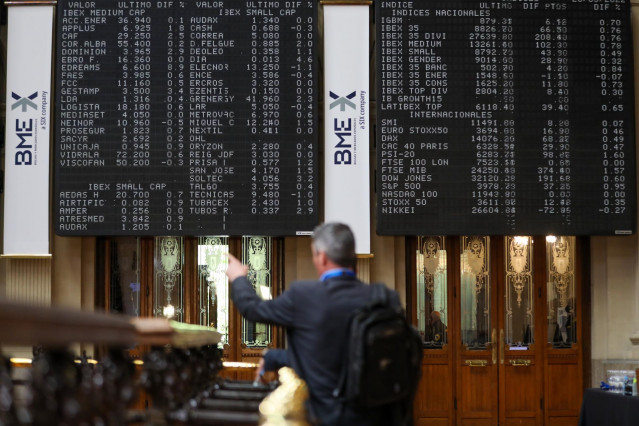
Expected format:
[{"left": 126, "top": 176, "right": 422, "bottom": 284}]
[{"left": 0, "top": 300, "right": 221, "bottom": 348}]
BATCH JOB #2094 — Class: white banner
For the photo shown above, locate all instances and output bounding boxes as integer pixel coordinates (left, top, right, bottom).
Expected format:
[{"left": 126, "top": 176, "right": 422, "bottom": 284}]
[
  {"left": 3, "top": 5, "right": 53, "bottom": 255},
  {"left": 323, "top": 5, "right": 370, "bottom": 254}
]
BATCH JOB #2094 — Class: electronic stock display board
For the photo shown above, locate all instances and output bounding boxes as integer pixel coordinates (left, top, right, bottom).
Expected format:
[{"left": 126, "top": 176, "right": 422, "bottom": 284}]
[
  {"left": 55, "top": 0, "right": 317, "bottom": 235},
  {"left": 376, "top": 0, "right": 636, "bottom": 235}
]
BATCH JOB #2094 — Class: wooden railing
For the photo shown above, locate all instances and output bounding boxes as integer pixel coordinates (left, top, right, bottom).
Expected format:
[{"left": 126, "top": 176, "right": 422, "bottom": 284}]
[{"left": 0, "top": 300, "right": 289, "bottom": 425}]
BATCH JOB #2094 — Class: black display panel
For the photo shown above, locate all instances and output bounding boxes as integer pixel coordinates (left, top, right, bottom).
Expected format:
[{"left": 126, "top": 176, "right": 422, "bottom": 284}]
[
  {"left": 55, "top": 1, "right": 317, "bottom": 236},
  {"left": 376, "top": 0, "right": 636, "bottom": 235}
]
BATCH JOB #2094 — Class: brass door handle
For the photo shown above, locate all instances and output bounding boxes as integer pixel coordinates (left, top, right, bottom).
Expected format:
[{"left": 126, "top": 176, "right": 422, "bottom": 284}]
[
  {"left": 509, "top": 359, "right": 532, "bottom": 367},
  {"left": 465, "top": 359, "right": 488, "bottom": 367},
  {"left": 500, "top": 329, "right": 505, "bottom": 365},
  {"left": 491, "top": 328, "right": 497, "bottom": 365}
]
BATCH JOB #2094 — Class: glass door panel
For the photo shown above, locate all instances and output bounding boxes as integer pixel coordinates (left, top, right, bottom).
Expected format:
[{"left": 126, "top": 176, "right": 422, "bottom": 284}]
[
  {"left": 546, "top": 235, "right": 576, "bottom": 347},
  {"left": 241, "top": 236, "right": 273, "bottom": 347},
  {"left": 504, "top": 236, "right": 534, "bottom": 347},
  {"left": 460, "top": 236, "right": 491, "bottom": 350},
  {"left": 416, "top": 236, "right": 448, "bottom": 347},
  {"left": 109, "top": 237, "right": 141, "bottom": 316},
  {"left": 153, "top": 236, "right": 184, "bottom": 321},
  {"left": 197, "top": 236, "right": 229, "bottom": 348}
]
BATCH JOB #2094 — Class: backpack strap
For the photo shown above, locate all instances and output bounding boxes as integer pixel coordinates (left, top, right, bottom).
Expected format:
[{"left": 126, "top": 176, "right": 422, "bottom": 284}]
[{"left": 370, "top": 282, "right": 389, "bottom": 308}]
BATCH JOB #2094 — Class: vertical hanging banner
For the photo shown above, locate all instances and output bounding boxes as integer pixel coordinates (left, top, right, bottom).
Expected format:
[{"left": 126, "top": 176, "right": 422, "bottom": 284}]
[
  {"left": 323, "top": 1, "right": 370, "bottom": 254},
  {"left": 3, "top": 4, "right": 53, "bottom": 255}
]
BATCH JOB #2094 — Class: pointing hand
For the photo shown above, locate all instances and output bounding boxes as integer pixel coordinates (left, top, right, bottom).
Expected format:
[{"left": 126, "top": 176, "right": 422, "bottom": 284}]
[{"left": 226, "top": 253, "right": 249, "bottom": 282}]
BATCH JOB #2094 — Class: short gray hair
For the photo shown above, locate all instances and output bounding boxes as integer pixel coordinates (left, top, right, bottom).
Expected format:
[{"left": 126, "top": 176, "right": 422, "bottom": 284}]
[{"left": 312, "top": 222, "right": 356, "bottom": 268}]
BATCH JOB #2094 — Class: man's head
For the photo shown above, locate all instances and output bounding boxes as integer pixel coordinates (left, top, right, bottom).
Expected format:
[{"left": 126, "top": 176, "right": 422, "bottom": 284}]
[{"left": 311, "top": 222, "right": 356, "bottom": 275}]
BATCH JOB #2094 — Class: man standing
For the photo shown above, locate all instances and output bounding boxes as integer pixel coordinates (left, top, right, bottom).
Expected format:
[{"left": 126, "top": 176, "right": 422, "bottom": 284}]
[
  {"left": 428, "top": 311, "right": 447, "bottom": 346},
  {"left": 226, "top": 222, "right": 402, "bottom": 425}
]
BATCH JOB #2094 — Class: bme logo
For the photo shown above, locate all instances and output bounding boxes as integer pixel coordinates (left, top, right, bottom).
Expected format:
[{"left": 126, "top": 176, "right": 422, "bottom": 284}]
[
  {"left": 329, "top": 91, "right": 356, "bottom": 165},
  {"left": 329, "top": 91, "right": 356, "bottom": 111},
  {"left": 12, "top": 92, "right": 38, "bottom": 112},
  {"left": 12, "top": 91, "right": 38, "bottom": 166}
]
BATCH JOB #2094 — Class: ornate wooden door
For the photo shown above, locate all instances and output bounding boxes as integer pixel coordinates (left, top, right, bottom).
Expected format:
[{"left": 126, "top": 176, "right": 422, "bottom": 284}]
[
  {"left": 412, "top": 235, "right": 583, "bottom": 426},
  {"left": 495, "top": 235, "right": 542, "bottom": 426},
  {"left": 456, "top": 235, "right": 502, "bottom": 425},
  {"left": 99, "top": 235, "right": 284, "bottom": 378}
]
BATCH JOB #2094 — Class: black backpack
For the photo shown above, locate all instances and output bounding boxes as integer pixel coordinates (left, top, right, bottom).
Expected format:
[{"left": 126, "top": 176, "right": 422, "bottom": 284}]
[{"left": 334, "top": 283, "right": 422, "bottom": 409}]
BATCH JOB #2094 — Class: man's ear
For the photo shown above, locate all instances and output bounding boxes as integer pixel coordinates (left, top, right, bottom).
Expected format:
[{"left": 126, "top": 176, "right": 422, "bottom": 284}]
[{"left": 316, "top": 250, "right": 329, "bottom": 267}]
